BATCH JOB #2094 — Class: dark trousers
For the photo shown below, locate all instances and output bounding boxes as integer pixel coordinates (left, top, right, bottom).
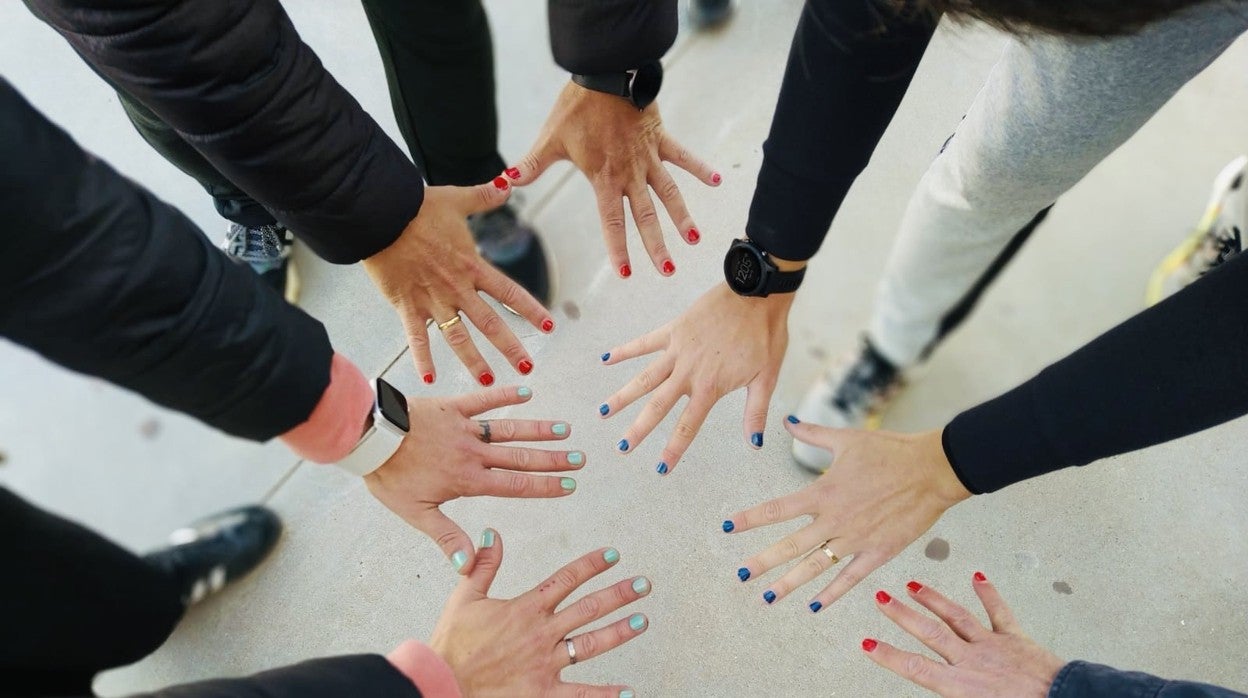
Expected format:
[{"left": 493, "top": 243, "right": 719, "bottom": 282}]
[
  {"left": 114, "top": 0, "right": 505, "bottom": 229},
  {"left": 0, "top": 488, "right": 184, "bottom": 698}
]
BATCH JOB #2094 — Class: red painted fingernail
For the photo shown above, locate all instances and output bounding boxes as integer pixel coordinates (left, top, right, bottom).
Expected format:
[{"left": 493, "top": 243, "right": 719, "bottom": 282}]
[
  {"left": 619, "top": 263, "right": 632, "bottom": 278},
  {"left": 492, "top": 176, "right": 509, "bottom": 190},
  {"left": 974, "top": 571, "right": 987, "bottom": 583},
  {"left": 541, "top": 318, "right": 555, "bottom": 332},
  {"left": 875, "top": 590, "right": 892, "bottom": 605},
  {"left": 862, "top": 638, "right": 878, "bottom": 653},
  {"left": 687, "top": 227, "right": 701, "bottom": 244},
  {"left": 479, "top": 372, "right": 494, "bottom": 386},
  {"left": 505, "top": 167, "right": 521, "bottom": 180},
  {"left": 518, "top": 359, "right": 533, "bottom": 375},
  {"left": 422, "top": 373, "right": 434, "bottom": 385},
  {"left": 662, "top": 259, "right": 675, "bottom": 275},
  {"left": 711, "top": 172, "right": 722, "bottom": 185},
  {"left": 907, "top": 581, "right": 923, "bottom": 594}
]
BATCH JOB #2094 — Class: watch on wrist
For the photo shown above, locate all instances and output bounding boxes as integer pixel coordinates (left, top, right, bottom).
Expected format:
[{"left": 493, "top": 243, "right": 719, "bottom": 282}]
[
  {"left": 336, "top": 377, "right": 410, "bottom": 477},
  {"left": 723, "top": 238, "right": 806, "bottom": 297},
  {"left": 571, "top": 61, "right": 663, "bottom": 110}
]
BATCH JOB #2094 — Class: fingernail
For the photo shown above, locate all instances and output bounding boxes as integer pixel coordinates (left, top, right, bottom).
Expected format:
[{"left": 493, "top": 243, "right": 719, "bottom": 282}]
[
  {"left": 750, "top": 432, "right": 764, "bottom": 448},
  {"left": 617, "top": 439, "right": 630, "bottom": 452},
  {"left": 505, "top": 166, "right": 521, "bottom": 180},
  {"left": 541, "top": 318, "right": 555, "bottom": 333},
  {"left": 478, "top": 372, "right": 494, "bottom": 386},
  {"left": 763, "top": 590, "right": 776, "bottom": 604},
  {"left": 620, "top": 690, "right": 635, "bottom": 698},
  {"left": 619, "top": 263, "right": 632, "bottom": 278},
  {"left": 601, "top": 352, "right": 611, "bottom": 362},
  {"left": 907, "top": 581, "right": 923, "bottom": 593},
  {"left": 518, "top": 359, "right": 533, "bottom": 375},
  {"left": 661, "top": 259, "right": 676, "bottom": 275},
  {"left": 632, "top": 577, "right": 651, "bottom": 595},
  {"left": 722, "top": 520, "right": 735, "bottom": 533},
  {"left": 599, "top": 403, "right": 610, "bottom": 416},
  {"left": 862, "top": 638, "right": 878, "bottom": 653},
  {"left": 603, "top": 548, "right": 620, "bottom": 564},
  {"left": 422, "top": 372, "right": 434, "bottom": 384},
  {"left": 786, "top": 415, "right": 799, "bottom": 424},
  {"left": 974, "top": 571, "right": 987, "bottom": 583},
  {"left": 809, "top": 601, "right": 823, "bottom": 613},
  {"left": 628, "top": 614, "right": 647, "bottom": 631},
  {"left": 688, "top": 227, "right": 701, "bottom": 244},
  {"left": 552, "top": 422, "right": 569, "bottom": 436},
  {"left": 567, "top": 451, "right": 584, "bottom": 466},
  {"left": 656, "top": 461, "right": 668, "bottom": 475},
  {"left": 560, "top": 477, "right": 577, "bottom": 492},
  {"left": 451, "top": 551, "right": 468, "bottom": 572},
  {"left": 492, "top": 176, "right": 509, "bottom": 190},
  {"left": 480, "top": 529, "right": 496, "bottom": 548},
  {"left": 517, "top": 386, "right": 532, "bottom": 398},
  {"left": 737, "top": 567, "right": 750, "bottom": 582},
  {"left": 711, "top": 172, "right": 722, "bottom": 185},
  {"left": 875, "top": 590, "right": 892, "bottom": 605}
]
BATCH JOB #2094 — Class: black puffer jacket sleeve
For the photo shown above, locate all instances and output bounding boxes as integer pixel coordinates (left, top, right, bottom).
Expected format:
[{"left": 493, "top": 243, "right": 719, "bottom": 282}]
[
  {"left": 0, "top": 79, "right": 330, "bottom": 441},
  {"left": 548, "top": 0, "right": 678, "bottom": 73},
  {"left": 26, "top": 0, "right": 424, "bottom": 264},
  {"left": 124, "top": 655, "right": 425, "bottom": 698}
]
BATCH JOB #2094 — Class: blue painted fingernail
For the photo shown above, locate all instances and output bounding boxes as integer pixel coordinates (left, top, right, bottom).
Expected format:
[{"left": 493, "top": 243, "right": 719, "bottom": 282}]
[
  {"left": 599, "top": 403, "right": 610, "bottom": 416},
  {"left": 517, "top": 386, "right": 532, "bottom": 398},
  {"left": 480, "top": 529, "right": 496, "bottom": 548},
  {"left": 560, "top": 477, "right": 577, "bottom": 492},
  {"left": 787, "top": 414, "right": 800, "bottom": 424},
  {"left": 620, "top": 691, "right": 635, "bottom": 698},
  {"left": 451, "top": 551, "right": 469, "bottom": 572},
  {"left": 763, "top": 590, "right": 776, "bottom": 604},
  {"left": 628, "top": 613, "right": 647, "bottom": 631},
  {"left": 567, "top": 451, "right": 584, "bottom": 466},
  {"left": 603, "top": 548, "right": 620, "bottom": 564},
  {"left": 601, "top": 352, "right": 611, "bottom": 362},
  {"left": 809, "top": 601, "right": 823, "bottom": 613},
  {"left": 751, "top": 432, "right": 764, "bottom": 448},
  {"left": 552, "top": 422, "right": 569, "bottom": 436},
  {"left": 657, "top": 461, "right": 668, "bottom": 475},
  {"left": 722, "top": 520, "right": 735, "bottom": 533},
  {"left": 617, "top": 439, "right": 629, "bottom": 452},
  {"left": 632, "top": 577, "right": 651, "bottom": 595},
  {"left": 737, "top": 567, "right": 750, "bottom": 582}
]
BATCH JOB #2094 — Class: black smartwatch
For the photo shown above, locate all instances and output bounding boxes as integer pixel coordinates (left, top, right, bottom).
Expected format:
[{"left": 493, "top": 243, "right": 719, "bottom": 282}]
[
  {"left": 571, "top": 61, "right": 663, "bottom": 110},
  {"left": 723, "top": 238, "right": 806, "bottom": 297}
]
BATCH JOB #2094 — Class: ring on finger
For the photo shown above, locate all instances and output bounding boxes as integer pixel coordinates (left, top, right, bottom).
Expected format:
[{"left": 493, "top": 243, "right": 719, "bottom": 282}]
[
  {"left": 435, "top": 313, "right": 463, "bottom": 332},
  {"left": 565, "top": 637, "right": 577, "bottom": 666},
  {"left": 478, "top": 420, "right": 492, "bottom": 444},
  {"left": 819, "top": 541, "right": 840, "bottom": 566}
]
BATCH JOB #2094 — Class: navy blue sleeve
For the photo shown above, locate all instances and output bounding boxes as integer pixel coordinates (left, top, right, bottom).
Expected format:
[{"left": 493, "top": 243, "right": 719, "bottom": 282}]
[{"left": 1050, "top": 661, "right": 1247, "bottom": 698}]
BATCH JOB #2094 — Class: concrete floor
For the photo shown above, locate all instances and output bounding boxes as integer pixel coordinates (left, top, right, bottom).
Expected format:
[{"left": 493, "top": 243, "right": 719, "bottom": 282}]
[{"left": 2, "top": 1, "right": 1247, "bottom": 696}]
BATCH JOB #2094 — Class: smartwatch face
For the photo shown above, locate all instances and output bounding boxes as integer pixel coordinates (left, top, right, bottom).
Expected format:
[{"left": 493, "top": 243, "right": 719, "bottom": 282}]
[
  {"left": 375, "top": 379, "right": 411, "bottom": 432},
  {"left": 725, "top": 244, "right": 764, "bottom": 295},
  {"left": 630, "top": 62, "right": 663, "bottom": 109}
]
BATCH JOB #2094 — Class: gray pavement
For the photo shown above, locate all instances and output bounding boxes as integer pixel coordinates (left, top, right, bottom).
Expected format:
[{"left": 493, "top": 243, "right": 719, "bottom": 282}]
[{"left": 2, "top": 1, "right": 1247, "bottom": 696}]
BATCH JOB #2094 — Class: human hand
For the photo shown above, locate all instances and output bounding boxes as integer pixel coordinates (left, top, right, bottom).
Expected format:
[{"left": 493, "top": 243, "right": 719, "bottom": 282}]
[
  {"left": 723, "top": 425, "right": 971, "bottom": 609},
  {"left": 418, "top": 533, "right": 651, "bottom": 697},
  {"left": 362, "top": 182, "right": 555, "bottom": 387},
  {"left": 506, "top": 81, "right": 720, "bottom": 277},
  {"left": 862, "top": 573, "right": 1065, "bottom": 697},
  {"left": 599, "top": 283, "right": 792, "bottom": 473},
  {"left": 365, "top": 386, "right": 584, "bottom": 574}
]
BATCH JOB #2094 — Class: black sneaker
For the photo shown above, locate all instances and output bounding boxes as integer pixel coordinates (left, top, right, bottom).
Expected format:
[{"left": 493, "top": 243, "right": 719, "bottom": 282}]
[
  {"left": 468, "top": 203, "right": 553, "bottom": 308},
  {"left": 687, "top": 0, "right": 734, "bottom": 30},
  {"left": 221, "top": 223, "right": 300, "bottom": 304},
  {"left": 143, "top": 505, "right": 282, "bottom": 606}
]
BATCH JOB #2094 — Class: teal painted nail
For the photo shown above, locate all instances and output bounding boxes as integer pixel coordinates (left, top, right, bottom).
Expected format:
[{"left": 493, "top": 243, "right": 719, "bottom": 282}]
[
  {"left": 552, "top": 422, "right": 569, "bottom": 436},
  {"left": 480, "top": 530, "right": 496, "bottom": 549},
  {"left": 628, "top": 614, "right": 647, "bottom": 631},
  {"left": 517, "top": 386, "right": 532, "bottom": 398},
  {"left": 451, "top": 551, "right": 468, "bottom": 572},
  {"left": 603, "top": 548, "right": 620, "bottom": 564},
  {"left": 567, "top": 451, "right": 584, "bottom": 466},
  {"left": 632, "top": 577, "right": 651, "bottom": 595},
  {"left": 620, "top": 691, "right": 635, "bottom": 698},
  {"left": 560, "top": 477, "right": 577, "bottom": 492}
]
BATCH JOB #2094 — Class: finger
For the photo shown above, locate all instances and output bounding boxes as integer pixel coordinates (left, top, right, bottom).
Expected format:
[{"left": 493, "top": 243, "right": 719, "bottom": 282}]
[
  {"left": 875, "top": 588, "right": 969, "bottom": 663},
  {"left": 472, "top": 418, "right": 573, "bottom": 443},
  {"left": 461, "top": 295, "right": 532, "bottom": 376},
  {"left": 658, "top": 132, "right": 719, "bottom": 186},
  {"left": 621, "top": 379, "right": 685, "bottom": 460},
  {"left": 648, "top": 163, "right": 700, "bottom": 245},
  {"left": 655, "top": 393, "right": 715, "bottom": 473},
  {"left": 469, "top": 469, "right": 578, "bottom": 499},
  {"left": 784, "top": 418, "right": 852, "bottom": 461},
  {"left": 506, "top": 138, "right": 562, "bottom": 186},
  {"left": 743, "top": 375, "right": 776, "bottom": 450},
  {"left": 524, "top": 547, "right": 622, "bottom": 611},
  {"left": 436, "top": 309, "right": 495, "bottom": 387},
  {"left": 600, "top": 355, "right": 676, "bottom": 423},
  {"left": 594, "top": 185, "right": 632, "bottom": 278},
  {"left": 477, "top": 261, "right": 555, "bottom": 331},
  {"left": 862, "top": 638, "right": 957, "bottom": 695},
  {"left": 553, "top": 684, "right": 635, "bottom": 698},
  {"left": 560, "top": 612, "right": 648, "bottom": 666},
  {"left": 724, "top": 489, "right": 807, "bottom": 534},
  {"left": 739, "top": 524, "right": 828, "bottom": 590},
  {"left": 906, "top": 579, "right": 990, "bottom": 641},
  {"left": 401, "top": 310, "right": 437, "bottom": 385},
  {"left": 448, "top": 384, "right": 535, "bottom": 415},
  {"left": 970, "top": 571, "right": 1022, "bottom": 633},
  {"left": 409, "top": 507, "right": 476, "bottom": 576},
  {"left": 600, "top": 326, "right": 668, "bottom": 366},
  {"left": 443, "top": 178, "right": 513, "bottom": 216},
  {"left": 461, "top": 528, "right": 503, "bottom": 599},
  {"left": 480, "top": 444, "right": 586, "bottom": 473},
  {"left": 626, "top": 183, "right": 674, "bottom": 276},
  {"left": 553, "top": 574, "right": 652, "bottom": 636},
  {"left": 808, "top": 551, "right": 887, "bottom": 609}
]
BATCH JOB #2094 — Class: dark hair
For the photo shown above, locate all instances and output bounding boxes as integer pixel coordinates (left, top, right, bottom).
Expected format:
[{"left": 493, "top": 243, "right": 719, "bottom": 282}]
[{"left": 919, "top": 0, "right": 1223, "bottom": 36}]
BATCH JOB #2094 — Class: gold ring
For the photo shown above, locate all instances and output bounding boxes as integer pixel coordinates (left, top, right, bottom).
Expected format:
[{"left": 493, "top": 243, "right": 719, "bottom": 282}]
[
  {"left": 437, "top": 314, "right": 463, "bottom": 332},
  {"left": 820, "top": 542, "right": 840, "bottom": 565}
]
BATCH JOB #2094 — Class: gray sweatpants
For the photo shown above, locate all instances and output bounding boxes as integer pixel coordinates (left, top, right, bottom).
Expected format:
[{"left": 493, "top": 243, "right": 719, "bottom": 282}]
[{"left": 868, "top": 2, "right": 1248, "bottom": 367}]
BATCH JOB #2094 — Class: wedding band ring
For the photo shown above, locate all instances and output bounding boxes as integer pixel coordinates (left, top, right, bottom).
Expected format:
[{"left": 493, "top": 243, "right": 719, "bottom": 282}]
[
  {"left": 437, "top": 314, "right": 463, "bottom": 332},
  {"left": 479, "top": 421, "right": 492, "bottom": 444},
  {"left": 820, "top": 542, "right": 840, "bottom": 565},
  {"left": 565, "top": 638, "right": 578, "bottom": 665}
]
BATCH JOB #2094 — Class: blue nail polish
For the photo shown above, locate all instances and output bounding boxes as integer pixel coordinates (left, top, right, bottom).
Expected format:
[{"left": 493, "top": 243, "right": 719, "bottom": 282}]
[
  {"left": 617, "top": 439, "right": 629, "bottom": 452},
  {"left": 763, "top": 590, "right": 776, "bottom": 604},
  {"left": 737, "top": 567, "right": 750, "bottom": 582},
  {"left": 567, "top": 452, "right": 584, "bottom": 466},
  {"left": 599, "top": 403, "right": 610, "bottom": 416},
  {"left": 657, "top": 462, "right": 668, "bottom": 475},
  {"left": 722, "top": 520, "right": 735, "bottom": 533},
  {"left": 517, "top": 386, "right": 532, "bottom": 398},
  {"left": 809, "top": 601, "right": 823, "bottom": 613},
  {"left": 552, "top": 423, "right": 569, "bottom": 436},
  {"left": 786, "top": 414, "right": 800, "bottom": 424},
  {"left": 601, "top": 352, "right": 611, "bottom": 362},
  {"left": 628, "top": 614, "right": 647, "bottom": 631},
  {"left": 751, "top": 432, "right": 764, "bottom": 448}
]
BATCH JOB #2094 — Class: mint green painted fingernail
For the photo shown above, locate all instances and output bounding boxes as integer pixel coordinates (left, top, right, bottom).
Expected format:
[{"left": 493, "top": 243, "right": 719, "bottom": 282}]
[
  {"left": 567, "top": 451, "right": 584, "bottom": 466},
  {"left": 620, "top": 691, "right": 635, "bottom": 698},
  {"left": 552, "top": 422, "right": 569, "bottom": 436},
  {"left": 603, "top": 548, "right": 620, "bottom": 564},
  {"left": 480, "top": 530, "right": 496, "bottom": 548},
  {"left": 628, "top": 614, "right": 647, "bottom": 631},
  {"left": 632, "top": 577, "right": 651, "bottom": 595},
  {"left": 451, "top": 551, "right": 469, "bottom": 572},
  {"left": 517, "top": 386, "right": 532, "bottom": 398},
  {"left": 560, "top": 477, "right": 577, "bottom": 492}
]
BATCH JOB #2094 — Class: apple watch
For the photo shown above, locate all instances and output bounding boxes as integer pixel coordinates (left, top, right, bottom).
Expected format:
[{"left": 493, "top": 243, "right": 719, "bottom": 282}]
[
  {"left": 336, "top": 377, "right": 410, "bottom": 476},
  {"left": 723, "top": 238, "right": 806, "bottom": 297},
  {"left": 571, "top": 61, "right": 664, "bottom": 110}
]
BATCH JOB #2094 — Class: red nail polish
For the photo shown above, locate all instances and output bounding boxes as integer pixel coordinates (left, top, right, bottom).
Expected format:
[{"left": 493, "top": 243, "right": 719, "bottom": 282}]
[
  {"left": 541, "top": 318, "right": 555, "bottom": 333},
  {"left": 479, "top": 372, "right": 494, "bottom": 386},
  {"left": 518, "top": 359, "right": 533, "bottom": 375},
  {"left": 505, "top": 167, "right": 521, "bottom": 180},
  {"left": 687, "top": 227, "right": 701, "bottom": 244},
  {"left": 492, "top": 176, "right": 509, "bottom": 190},
  {"left": 907, "top": 581, "right": 923, "bottom": 594},
  {"left": 973, "top": 571, "right": 987, "bottom": 583},
  {"left": 875, "top": 590, "right": 892, "bottom": 605},
  {"left": 619, "top": 263, "right": 632, "bottom": 278},
  {"left": 422, "top": 373, "right": 434, "bottom": 384},
  {"left": 862, "top": 638, "right": 878, "bottom": 653},
  {"left": 662, "top": 259, "right": 675, "bottom": 275},
  {"left": 711, "top": 172, "right": 722, "bottom": 185}
]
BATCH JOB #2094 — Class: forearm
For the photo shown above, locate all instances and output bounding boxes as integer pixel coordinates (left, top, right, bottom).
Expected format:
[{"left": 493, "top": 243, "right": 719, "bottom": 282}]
[
  {"left": 548, "top": 0, "right": 677, "bottom": 73},
  {"left": 125, "top": 655, "right": 427, "bottom": 698},
  {"left": 746, "top": 0, "right": 935, "bottom": 261},
  {"left": 944, "top": 253, "right": 1248, "bottom": 493},
  {"left": 1049, "top": 661, "right": 1247, "bottom": 697}
]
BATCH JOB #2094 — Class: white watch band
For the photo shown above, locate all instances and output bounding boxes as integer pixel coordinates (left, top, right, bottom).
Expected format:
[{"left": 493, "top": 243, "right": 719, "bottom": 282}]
[{"left": 336, "top": 380, "right": 408, "bottom": 476}]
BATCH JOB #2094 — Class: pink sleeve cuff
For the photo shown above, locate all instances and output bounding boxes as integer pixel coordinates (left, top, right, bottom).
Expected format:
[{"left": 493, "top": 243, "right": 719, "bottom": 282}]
[
  {"left": 279, "top": 352, "right": 373, "bottom": 463},
  {"left": 386, "top": 640, "right": 463, "bottom": 698}
]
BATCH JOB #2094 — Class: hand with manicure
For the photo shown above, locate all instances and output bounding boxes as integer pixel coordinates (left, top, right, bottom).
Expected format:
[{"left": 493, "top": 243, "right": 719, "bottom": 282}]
[
  {"left": 392, "top": 534, "right": 650, "bottom": 698},
  {"left": 505, "top": 81, "right": 720, "bottom": 278},
  {"left": 723, "top": 423, "right": 971, "bottom": 609},
  {"left": 362, "top": 182, "right": 555, "bottom": 387},
  {"left": 598, "top": 283, "right": 791, "bottom": 473},
  {"left": 365, "top": 386, "right": 584, "bottom": 575},
  {"left": 862, "top": 574, "right": 1065, "bottom": 697}
]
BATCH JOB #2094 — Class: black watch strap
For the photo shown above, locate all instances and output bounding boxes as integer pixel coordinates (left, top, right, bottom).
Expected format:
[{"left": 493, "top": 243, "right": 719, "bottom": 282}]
[
  {"left": 769, "top": 266, "right": 806, "bottom": 294},
  {"left": 571, "top": 72, "right": 632, "bottom": 100}
]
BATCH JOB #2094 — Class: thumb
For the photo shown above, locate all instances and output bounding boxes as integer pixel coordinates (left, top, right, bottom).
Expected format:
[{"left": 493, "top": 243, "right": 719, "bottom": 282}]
[
  {"left": 504, "top": 139, "right": 560, "bottom": 186},
  {"left": 784, "top": 416, "right": 853, "bottom": 461},
  {"left": 445, "top": 178, "right": 513, "bottom": 216},
  {"left": 412, "top": 507, "right": 477, "bottom": 576},
  {"left": 743, "top": 376, "right": 776, "bottom": 450},
  {"left": 461, "top": 528, "right": 504, "bottom": 599}
]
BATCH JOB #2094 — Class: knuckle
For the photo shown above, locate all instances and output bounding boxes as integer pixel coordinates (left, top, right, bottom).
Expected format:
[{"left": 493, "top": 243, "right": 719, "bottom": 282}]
[
  {"left": 659, "top": 177, "right": 681, "bottom": 201},
  {"left": 578, "top": 632, "right": 599, "bottom": 659},
  {"left": 554, "top": 567, "right": 580, "bottom": 592},
  {"left": 476, "top": 312, "right": 506, "bottom": 337},
  {"left": 575, "top": 595, "right": 602, "bottom": 619},
  {"left": 574, "top": 687, "right": 593, "bottom": 698},
  {"left": 779, "top": 537, "right": 800, "bottom": 559},
  {"left": 444, "top": 327, "right": 473, "bottom": 349},
  {"left": 644, "top": 395, "right": 670, "bottom": 418},
  {"left": 635, "top": 205, "right": 659, "bottom": 227},
  {"left": 673, "top": 419, "right": 698, "bottom": 440},
  {"left": 508, "top": 471, "right": 531, "bottom": 495},
  {"left": 494, "top": 281, "right": 522, "bottom": 309},
  {"left": 921, "top": 620, "right": 948, "bottom": 643},
  {"left": 905, "top": 655, "right": 928, "bottom": 680},
  {"left": 636, "top": 368, "right": 660, "bottom": 393},
  {"left": 762, "top": 500, "right": 785, "bottom": 523},
  {"left": 495, "top": 421, "right": 519, "bottom": 441},
  {"left": 509, "top": 448, "right": 532, "bottom": 470},
  {"left": 433, "top": 528, "right": 460, "bottom": 550},
  {"left": 803, "top": 556, "right": 825, "bottom": 576}
]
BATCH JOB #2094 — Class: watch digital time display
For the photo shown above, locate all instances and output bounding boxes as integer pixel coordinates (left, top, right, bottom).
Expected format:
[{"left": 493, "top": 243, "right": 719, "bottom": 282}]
[{"left": 725, "top": 245, "right": 763, "bottom": 294}]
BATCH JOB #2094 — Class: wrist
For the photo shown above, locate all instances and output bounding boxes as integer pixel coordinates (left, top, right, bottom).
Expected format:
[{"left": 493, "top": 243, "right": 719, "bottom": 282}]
[
  {"left": 918, "top": 429, "right": 973, "bottom": 506},
  {"left": 387, "top": 639, "right": 464, "bottom": 698}
]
